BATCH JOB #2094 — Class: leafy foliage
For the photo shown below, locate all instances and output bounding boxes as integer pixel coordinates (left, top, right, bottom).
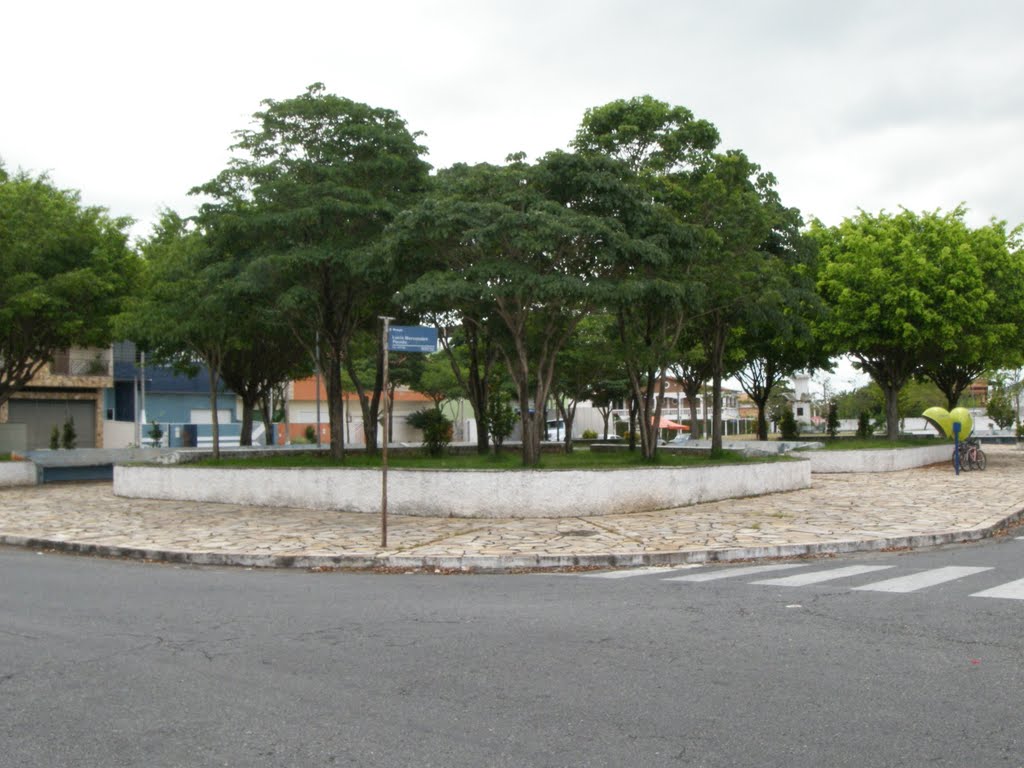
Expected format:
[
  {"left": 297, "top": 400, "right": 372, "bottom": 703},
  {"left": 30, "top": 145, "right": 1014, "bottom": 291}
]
[
  {"left": 986, "top": 387, "right": 1015, "bottom": 429},
  {"left": 779, "top": 408, "right": 799, "bottom": 440},
  {"left": 813, "top": 207, "right": 1023, "bottom": 439},
  {"left": 0, "top": 167, "right": 137, "bottom": 407},
  {"left": 826, "top": 402, "right": 840, "bottom": 439},
  {"left": 396, "top": 152, "right": 626, "bottom": 465},
  {"left": 406, "top": 407, "right": 453, "bottom": 457},
  {"left": 193, "top": 84, "right": 430, "bottom": 458}
]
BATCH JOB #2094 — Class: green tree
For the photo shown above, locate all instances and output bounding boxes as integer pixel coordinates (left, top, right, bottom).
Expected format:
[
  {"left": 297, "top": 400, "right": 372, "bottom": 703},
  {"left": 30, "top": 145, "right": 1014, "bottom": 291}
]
[
  {"left": 826, "top": 402, "right": 840, "bottom": 438},
  {"left": 986, "top": 387, "right": 1015, "bottom": 430},
  {"left": 0, "top": 167, "right": 137, "bottom": 407},
  {"left": 779, "top": 408, "right": 799, "bottom": 440},
  {"left": 672, "top": 343, "right": 713, "bottom": 438},
  {"left": 193, "top": 84, "right": 430, "bottom": 459},
  {"left": 812, "top": 208, "right": 998, "bottom": 440},
  {"left": 916, "top": 213, "right": 1024, "bottom": 409},
  {"left": 405, "top": 407, "right": 452, "bottom": 457},
  {"left": 733, "top": 230, "right": 826, "bottom": 441},
  {"left": 572, "top": 95, "right": 719, "bottom": 459},
  {"left": 388, "top": 168, "right": 505, "bottom": 456},
  {"left": 552, "top": 314, "right": 620, "bottom": 453},
  {"left": 397, "top": 153, "right": 624, "bottom": 466},
  {"left": 685, "top": 150, "right": 805, "bottom": 453},
  {"left": 119, "top": 212, "right": 236, "bottom": 458},
  {"left": 486, "top": 395, "right": 516, "bottom": 451}
]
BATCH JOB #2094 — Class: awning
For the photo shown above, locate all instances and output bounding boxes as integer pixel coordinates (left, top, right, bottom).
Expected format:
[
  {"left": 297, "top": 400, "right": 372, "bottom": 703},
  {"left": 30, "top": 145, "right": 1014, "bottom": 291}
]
[{"left": 658, "top": 418, "right": 690, "bottom": 431}]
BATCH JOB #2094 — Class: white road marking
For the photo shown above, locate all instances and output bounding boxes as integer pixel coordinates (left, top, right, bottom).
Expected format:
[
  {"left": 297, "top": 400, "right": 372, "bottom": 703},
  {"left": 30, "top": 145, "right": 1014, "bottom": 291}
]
[
  {"left": 752, "top": 564, "right": 894, "bottom": 586},
  {"left": 664, "top": 563, "right": 811, "bottom": 582},
  {"left": 851, "top": 566, "right": 993, "bottom": 593},
  {"left": 581, "top": 565, "right": 702, "bottom": 579},
  {"left": 971, "top": 577, "right": 1024, "bottom": 601}
]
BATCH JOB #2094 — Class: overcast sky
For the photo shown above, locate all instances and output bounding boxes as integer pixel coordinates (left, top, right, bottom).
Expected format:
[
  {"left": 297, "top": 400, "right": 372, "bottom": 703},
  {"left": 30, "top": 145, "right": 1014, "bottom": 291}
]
[{"left": 4, "top": 0, "right": 1022, "bottom": 391}]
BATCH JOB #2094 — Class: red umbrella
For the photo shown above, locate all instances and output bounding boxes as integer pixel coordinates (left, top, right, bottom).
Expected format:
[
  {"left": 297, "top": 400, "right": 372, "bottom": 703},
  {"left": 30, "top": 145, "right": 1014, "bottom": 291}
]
[{"left": 658, "top": 418, "right": 690, "bottom": 431}]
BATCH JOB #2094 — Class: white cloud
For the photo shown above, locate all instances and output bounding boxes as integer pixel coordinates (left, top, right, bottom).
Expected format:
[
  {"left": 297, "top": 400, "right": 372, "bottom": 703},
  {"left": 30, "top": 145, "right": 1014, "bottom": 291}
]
[{"left": 3, "top": 0, "right": 1022, "bottom": 243}]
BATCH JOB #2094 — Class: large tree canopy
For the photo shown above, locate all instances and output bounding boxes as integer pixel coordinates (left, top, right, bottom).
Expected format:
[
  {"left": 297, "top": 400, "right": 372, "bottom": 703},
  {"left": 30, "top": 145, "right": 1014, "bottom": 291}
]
[
  {"left": 811, "top": 207, "right": 1019, "bottom": 439},
  {"left": 193, "top": 83, "right": 430, "bottom": 458},
  {"left": 395, "top": 152, "right": 629, "bottom": 465},
  {"left": 572, "top": 95, "right": 719, "bottom": 458},
  {"left": 0, "top": 166, "right": 137, "bottom": 407},
  {"left": 118, "top": 211, "right": 237, "bottom": 457}
]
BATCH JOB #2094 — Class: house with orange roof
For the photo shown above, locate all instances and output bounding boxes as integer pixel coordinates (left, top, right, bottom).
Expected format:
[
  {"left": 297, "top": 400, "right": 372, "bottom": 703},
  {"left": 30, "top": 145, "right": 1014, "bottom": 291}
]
[{"left": 281, "top": 376, "right": 452, "bottom": 447}]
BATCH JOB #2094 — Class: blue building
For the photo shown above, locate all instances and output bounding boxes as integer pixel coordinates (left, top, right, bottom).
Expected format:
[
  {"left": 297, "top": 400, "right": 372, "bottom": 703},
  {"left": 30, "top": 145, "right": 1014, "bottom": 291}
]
[{"left": 106, "top": 342, "right": 243, "bottom": 447}]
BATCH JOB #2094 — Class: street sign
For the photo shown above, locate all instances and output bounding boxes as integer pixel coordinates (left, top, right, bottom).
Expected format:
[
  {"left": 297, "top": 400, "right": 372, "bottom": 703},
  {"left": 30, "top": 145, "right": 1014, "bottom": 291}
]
[{"left": 387, "top": 325, "right": 437, "bottom": 353}]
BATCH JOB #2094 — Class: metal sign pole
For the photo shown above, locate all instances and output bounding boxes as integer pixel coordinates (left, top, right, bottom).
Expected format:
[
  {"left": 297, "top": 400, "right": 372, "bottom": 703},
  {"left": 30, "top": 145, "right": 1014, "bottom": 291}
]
[
  {"left": 380, "top": 316, "right": 394, "bottom": 548},
  {"left": 953, "top": 421, "right": 961, "bottom": 475}
]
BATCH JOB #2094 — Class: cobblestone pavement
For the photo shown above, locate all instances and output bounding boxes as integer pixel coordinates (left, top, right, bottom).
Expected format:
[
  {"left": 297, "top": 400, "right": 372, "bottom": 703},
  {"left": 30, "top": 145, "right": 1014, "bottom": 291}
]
[{"left": 2, "top": 445, "right": 1023, "bottom": 571}]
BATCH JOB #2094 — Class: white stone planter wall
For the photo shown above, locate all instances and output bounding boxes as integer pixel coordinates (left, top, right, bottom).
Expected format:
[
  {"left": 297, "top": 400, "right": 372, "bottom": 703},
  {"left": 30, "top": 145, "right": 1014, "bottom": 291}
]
[
  {"left": 806, "top": 444, "right": 952, "bottom": 473},
  {"left": 114, "top": 460, "right": 811, "bottom": 518},
  {"left": 0, "top": 461, "right": 38, "bottom": 487}
]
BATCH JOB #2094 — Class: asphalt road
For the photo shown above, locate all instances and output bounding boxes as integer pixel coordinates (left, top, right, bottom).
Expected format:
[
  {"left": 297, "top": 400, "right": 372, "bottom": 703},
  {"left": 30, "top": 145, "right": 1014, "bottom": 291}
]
[{"left": 3, "top": 536, "right": 1024, "bottom": 768}]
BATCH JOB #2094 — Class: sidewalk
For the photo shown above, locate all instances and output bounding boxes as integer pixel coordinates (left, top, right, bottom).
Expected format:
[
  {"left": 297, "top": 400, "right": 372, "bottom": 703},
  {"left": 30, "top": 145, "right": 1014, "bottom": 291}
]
[{"left": 2, "top": 445, "right": 1023, "bottom": 572}]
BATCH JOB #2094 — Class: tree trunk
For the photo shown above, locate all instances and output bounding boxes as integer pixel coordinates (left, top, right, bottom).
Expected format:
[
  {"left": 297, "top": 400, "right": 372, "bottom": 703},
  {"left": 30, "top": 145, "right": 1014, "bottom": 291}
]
[
  {"left": 437, "top": 320, "right": 494, "bottom": 455},
  {"left": 239, "top": 398, "right": 255, "bottom": 446},
  {"left": 258, "top": 390, "right": 274, "bottom": 446},
  {"left": 557, "top": 397, "right": 578, "bottom": 454},
  {"left": 884, "top": 382, "right": 901, "bottom": 440},
  {"left": 709, "top": 323, "right": 727, "bottom": 454},
  {"left": 628, "top": 397, "right": 637, "bottom": 452},
  {"left": 207, "top": 365, "right": 221, "bottom": 461},
  {"left": 711, "top": 369, "right": 724, "bottom": 453},
  {"left": 755, "top": 400, "right": 769, "bottom": 441},
  {"left": 516, "top": 374, "right": 541, "bottom": 466},
  {"left": 325, "top": 353, "right": 346, "bottom": 459}
]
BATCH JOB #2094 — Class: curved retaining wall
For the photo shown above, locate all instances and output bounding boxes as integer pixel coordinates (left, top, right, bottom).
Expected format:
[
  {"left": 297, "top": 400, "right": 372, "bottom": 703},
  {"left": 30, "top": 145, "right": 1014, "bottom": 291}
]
[
  {"left": 806, "top": 443, "right": 951, "bottom": 473},
  {"left": 114, "top": 460, "right": 811, "bottom": 518},
  {"left": 0, "top": 461, "right": 38, "bottom": 487}
]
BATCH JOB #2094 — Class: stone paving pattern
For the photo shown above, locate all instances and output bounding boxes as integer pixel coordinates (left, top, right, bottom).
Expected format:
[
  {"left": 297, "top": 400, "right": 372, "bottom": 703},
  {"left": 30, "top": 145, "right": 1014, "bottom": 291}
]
[{"left": 1, "top": 445, "right": 1023, "bottom": 570}]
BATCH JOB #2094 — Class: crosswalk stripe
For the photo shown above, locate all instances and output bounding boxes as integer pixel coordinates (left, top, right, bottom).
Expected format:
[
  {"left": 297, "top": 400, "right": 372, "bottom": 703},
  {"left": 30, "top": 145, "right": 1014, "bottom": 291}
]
[
  {"left": 970, "top": 577, "right": 1024, "bottom": 600},
  {"left": 664, "top": 563, "right": 811, "bottom": 583},
  {"left": 751, "top": 564, "right": 894, "bottom": 586},
  {"left": 851, "top": 566, "right": 993, "bottom": 593},
  {"left": 581, "top": 565, "right": 701, "bottom": 579}
]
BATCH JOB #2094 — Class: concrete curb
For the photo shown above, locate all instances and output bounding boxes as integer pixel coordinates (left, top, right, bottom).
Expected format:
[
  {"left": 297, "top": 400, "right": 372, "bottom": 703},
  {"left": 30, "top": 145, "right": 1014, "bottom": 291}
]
[{"left": 4, "top": 505, "right": 1022, "bottom": 572}]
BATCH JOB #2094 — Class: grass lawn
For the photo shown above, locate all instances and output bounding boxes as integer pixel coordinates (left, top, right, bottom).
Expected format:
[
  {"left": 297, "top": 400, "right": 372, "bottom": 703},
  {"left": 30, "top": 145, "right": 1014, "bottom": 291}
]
[
  {"left": 810, "top": 436, "right": 946, "bottom": 451},
  {"left": 191, "top": 448, "right": 788, "bottom": 471}
]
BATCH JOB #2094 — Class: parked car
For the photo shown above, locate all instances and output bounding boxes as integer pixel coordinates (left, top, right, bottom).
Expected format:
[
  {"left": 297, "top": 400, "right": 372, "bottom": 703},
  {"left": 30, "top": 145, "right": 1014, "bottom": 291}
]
[{"left": 545, "top": 420, "right": 565, "bottom": 441}]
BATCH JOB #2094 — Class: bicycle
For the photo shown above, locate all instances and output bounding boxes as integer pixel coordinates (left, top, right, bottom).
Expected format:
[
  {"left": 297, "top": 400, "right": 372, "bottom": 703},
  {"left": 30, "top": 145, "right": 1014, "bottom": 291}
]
[{"left": 953, "top": 437, "right": 986, "bottom": 471}]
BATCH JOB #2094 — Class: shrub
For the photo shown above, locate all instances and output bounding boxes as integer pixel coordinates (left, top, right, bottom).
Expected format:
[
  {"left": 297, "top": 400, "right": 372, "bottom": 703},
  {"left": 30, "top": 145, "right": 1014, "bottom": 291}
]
[
  {"left": 856, "top": 411, "right": 872, "bottom": 439},
  {"left": 61, "top": 417, "right": 77, "bottom": 449},
  {"left": 304, "top": 425, "right": 316, "bottom": 443},
  {"left": 148, "top": 421, "right": 164, "bottom": 446},
  {"left": 49, "top": 425, "right": 60, "bottom": 450},
  {"left": 406, "top": 407, "right": 453, "bottom": 457},
  {"left": 779, "top": 409, "right": 799, "bottom": 440},
  {"left": 987, "top": 390, "right": 1015, "bottom": 430},
  {"left": 826, "top": 402, "right": 840, "bottom": 439},
  {"left": 582, "top": 429, "right": 598, "bottom": 439},
  {"left": 486, "top": 398, "right": 516, "bottom": 450}
]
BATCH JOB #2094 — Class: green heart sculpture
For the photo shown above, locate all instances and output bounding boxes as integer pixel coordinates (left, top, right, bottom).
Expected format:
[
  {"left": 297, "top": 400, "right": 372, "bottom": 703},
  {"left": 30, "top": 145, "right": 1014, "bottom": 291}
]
[{"left": 922, "top": 406, "right": 974, "bottom": 439}]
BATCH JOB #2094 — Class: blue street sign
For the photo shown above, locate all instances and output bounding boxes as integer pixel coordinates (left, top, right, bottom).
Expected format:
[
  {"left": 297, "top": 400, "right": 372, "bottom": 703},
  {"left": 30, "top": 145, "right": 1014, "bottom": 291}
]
[{"left": 387, "top": 325, "right": 438, "bottom": 353}]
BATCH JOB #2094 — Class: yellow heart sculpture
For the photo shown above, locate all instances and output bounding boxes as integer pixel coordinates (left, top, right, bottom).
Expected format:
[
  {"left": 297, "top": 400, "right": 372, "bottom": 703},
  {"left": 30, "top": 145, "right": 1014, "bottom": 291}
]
[{"left": 922, "top": 406, "right": 973, "bottom": 439}]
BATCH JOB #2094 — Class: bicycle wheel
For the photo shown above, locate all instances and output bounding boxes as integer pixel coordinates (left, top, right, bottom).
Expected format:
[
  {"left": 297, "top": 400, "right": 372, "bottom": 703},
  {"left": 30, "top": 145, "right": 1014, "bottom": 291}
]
[
  {"left": 955, "top": 446, "right": 972, "bottom": 471},
  {"left": 972, "top": 448, "right": 987, "bottom": 471}
]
